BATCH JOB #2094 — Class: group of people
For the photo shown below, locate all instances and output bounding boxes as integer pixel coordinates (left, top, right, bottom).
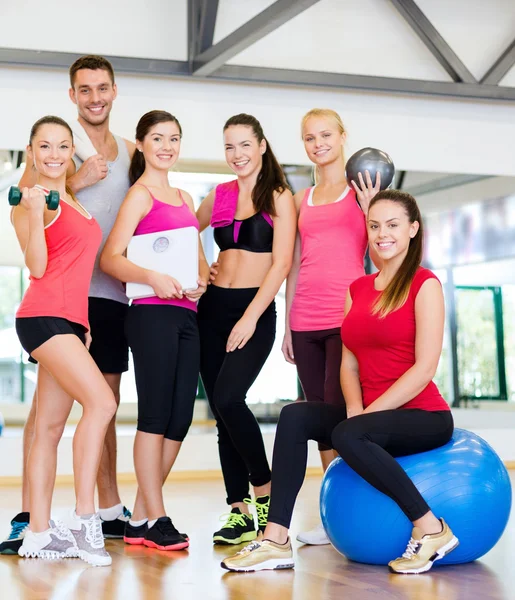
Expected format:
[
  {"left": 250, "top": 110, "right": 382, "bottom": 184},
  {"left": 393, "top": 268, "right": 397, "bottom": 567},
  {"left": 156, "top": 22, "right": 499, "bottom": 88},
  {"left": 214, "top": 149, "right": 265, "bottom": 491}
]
[{"left": 0, "top": 54, "right": 458, "bottom": 575}]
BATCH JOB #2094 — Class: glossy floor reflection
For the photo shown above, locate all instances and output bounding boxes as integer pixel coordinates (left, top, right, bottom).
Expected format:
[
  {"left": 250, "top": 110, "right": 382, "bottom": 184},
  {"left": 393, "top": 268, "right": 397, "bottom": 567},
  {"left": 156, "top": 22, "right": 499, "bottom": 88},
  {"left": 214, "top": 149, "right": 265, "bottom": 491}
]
[{"left": 0, "top": 476, "right": 511, "bottom": 600}]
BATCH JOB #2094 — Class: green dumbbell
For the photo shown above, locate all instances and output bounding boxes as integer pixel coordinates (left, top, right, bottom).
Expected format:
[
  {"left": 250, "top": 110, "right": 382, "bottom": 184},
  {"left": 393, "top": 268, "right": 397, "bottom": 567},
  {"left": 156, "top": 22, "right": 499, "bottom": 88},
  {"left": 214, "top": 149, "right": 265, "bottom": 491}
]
[{"left": 8, "top": 186, "right": 60, "bottom": 211}]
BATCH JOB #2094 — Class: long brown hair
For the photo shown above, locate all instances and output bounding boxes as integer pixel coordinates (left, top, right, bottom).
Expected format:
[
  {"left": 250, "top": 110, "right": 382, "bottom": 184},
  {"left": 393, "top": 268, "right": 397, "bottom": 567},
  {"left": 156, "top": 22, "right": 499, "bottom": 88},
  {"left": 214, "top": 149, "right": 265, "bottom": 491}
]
[
  {"left": 223, "top": 114, "right": 288, "bottom": 216},
  {"left": 129, "top": 110, "right": 182, "bottom": 185},
  {"left": 369, "top": 190, "right": 423, "bottom": 318}
]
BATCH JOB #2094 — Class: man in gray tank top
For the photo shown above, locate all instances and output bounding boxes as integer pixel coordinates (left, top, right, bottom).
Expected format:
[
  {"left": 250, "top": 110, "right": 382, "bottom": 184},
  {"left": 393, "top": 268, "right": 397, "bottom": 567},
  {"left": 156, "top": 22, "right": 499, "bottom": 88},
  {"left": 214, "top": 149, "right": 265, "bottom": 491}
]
[{"left": 0, "top": 56, "right": 134, "bottom": 556}]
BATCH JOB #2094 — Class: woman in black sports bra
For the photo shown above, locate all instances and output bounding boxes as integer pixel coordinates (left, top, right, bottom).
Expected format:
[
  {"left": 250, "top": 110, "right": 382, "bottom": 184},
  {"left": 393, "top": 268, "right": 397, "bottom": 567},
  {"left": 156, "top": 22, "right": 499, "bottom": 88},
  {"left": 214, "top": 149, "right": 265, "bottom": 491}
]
[{"left": 196, "top": 113, "right": 296, "bottom": 545}]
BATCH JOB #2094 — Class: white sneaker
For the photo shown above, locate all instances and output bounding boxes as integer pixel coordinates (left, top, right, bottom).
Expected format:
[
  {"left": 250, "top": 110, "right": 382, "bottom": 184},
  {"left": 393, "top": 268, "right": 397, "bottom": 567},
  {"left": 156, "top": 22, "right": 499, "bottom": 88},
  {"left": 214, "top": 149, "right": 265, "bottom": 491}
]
[
  {"left": 68, "top": 513, "right": 112, "bottom": 567},
  {"left": 296, "top": 523, "right": 330, "bottom": 546},
  {"left": 18, "top": 520, "right": 79, "bottom": 559}
]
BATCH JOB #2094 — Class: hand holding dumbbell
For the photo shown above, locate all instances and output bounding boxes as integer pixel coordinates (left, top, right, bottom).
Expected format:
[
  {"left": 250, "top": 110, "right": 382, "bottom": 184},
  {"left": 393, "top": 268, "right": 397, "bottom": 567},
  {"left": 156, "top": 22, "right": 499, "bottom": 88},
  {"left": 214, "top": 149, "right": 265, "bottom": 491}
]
[{"left": 8, "top": 186, "right": 60, "bottom": 211}]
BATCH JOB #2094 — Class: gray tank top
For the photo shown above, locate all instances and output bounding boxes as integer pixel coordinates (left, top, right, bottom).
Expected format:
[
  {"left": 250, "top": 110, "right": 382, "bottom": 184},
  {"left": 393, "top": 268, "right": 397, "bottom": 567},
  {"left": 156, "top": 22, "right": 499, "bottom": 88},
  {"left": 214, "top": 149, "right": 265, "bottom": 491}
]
[{"left": 73, "top": 135, "right": 131, "bottom": 304}]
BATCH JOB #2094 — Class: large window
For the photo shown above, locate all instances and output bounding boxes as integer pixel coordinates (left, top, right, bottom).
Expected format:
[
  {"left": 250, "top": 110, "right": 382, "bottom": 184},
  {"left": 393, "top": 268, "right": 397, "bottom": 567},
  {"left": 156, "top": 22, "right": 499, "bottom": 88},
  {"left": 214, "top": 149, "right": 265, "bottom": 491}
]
[
  {"left": 0, "top": 266, "right": 36, "bottom": 404},
  {"left": 456, "top": 286, "right": 507, "bottom": 401}
]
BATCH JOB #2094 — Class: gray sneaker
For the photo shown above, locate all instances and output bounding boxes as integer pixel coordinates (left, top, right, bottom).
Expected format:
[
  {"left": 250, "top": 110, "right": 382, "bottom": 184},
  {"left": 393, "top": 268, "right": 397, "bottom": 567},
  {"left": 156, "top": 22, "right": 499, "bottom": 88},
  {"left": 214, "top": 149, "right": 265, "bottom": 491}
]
[
  {"left": 69, "top": 513, "right": 112, "bottom": 567},
  {"left": 18, "top": 520, "right": 79, "bottom": 560}
]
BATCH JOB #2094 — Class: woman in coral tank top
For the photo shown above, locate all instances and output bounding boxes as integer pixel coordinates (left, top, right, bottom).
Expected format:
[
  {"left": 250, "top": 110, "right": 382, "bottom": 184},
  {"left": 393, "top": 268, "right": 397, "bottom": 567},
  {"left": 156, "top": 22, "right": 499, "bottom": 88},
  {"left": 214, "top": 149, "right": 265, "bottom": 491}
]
[
  {"left": 14, "top": 117, "right": 114, "bottom": 567},
  {"left": 283, "top": 108, "right": 381, "bottom": 545},
  {"left": 221, "top": 190, "right": 457, "bottom": 575}
]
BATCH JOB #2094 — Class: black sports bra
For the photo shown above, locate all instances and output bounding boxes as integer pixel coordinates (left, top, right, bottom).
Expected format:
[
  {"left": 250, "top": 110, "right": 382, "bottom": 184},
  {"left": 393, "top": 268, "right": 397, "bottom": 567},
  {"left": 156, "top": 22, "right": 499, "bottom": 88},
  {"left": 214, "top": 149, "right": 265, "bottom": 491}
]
[{"left": 214, "top": 212, "right": 273, "bottom": 253}]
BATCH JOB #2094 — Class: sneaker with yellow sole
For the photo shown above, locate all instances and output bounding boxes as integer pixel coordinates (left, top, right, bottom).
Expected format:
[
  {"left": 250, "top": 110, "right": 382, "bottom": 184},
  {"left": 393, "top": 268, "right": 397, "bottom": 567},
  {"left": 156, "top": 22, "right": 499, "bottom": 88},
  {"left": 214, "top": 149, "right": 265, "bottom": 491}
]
[
  {"left": 221, "top": 539, "right": 294, "bottom": 572},
  {"left": 388, "top": 519, "right": 458, "bottom": 574}
]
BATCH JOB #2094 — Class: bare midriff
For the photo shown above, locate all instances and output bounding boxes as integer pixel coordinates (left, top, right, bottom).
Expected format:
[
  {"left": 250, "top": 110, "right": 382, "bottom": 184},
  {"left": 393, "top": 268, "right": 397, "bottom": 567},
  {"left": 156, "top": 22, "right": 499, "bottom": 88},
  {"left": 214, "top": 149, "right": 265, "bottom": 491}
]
[{"left": 214, "top": 249, "right": 272, "bottom": 288}]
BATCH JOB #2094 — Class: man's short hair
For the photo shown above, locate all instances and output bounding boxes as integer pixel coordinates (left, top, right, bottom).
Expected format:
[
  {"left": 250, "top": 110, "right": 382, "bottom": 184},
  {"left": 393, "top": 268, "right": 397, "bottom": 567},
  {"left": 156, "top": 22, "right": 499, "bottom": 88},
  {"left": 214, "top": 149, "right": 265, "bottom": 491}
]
[{"left": 69, "top": 55, "right": 115, "bottom": 87}]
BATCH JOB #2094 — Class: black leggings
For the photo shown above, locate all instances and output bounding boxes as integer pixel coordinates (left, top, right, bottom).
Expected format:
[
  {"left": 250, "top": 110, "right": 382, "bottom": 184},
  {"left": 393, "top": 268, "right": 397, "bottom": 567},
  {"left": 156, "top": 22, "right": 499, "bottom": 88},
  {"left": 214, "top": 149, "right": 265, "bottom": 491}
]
[
  {"left": 198, "top": 285, "right": 275, "bottom": 504},
  {"left": 268, "top": 402, "right": 453, "bottom": 528},
  {"left": 126, "top": 304, "right": 200, "bottom": 441},
  {"left": 291, "top": 328, "right": 344, "bottom": 451}
]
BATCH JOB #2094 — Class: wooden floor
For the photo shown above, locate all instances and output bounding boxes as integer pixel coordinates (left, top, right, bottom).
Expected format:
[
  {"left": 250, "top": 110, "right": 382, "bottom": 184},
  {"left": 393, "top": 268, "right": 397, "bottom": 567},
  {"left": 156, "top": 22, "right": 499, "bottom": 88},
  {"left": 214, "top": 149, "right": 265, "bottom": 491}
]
[{"left": 0, "top": 476, "right": 513, "bottom": 600}]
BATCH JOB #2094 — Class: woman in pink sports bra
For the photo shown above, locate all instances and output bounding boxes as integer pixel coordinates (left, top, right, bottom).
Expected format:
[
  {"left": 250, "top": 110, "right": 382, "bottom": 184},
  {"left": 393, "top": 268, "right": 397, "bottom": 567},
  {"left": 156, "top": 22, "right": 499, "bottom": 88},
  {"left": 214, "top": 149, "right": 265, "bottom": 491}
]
[
  {"left": 282, "top": 108, "right": 381, "bottom": 545},
  {"left": 101, "top": 110, "right": 209, "bottom": 552}
]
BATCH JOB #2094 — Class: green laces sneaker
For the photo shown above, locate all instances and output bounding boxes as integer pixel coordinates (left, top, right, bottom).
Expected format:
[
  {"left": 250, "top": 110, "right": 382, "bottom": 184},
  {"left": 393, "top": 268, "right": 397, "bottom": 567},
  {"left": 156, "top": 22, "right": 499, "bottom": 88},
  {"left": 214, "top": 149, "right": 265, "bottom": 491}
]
[
  {"left": 245, "top": 495, "right": 270, "bottom": 533},
  {"left": 213, "top": 508, "right": 257, "bottom": 545}
]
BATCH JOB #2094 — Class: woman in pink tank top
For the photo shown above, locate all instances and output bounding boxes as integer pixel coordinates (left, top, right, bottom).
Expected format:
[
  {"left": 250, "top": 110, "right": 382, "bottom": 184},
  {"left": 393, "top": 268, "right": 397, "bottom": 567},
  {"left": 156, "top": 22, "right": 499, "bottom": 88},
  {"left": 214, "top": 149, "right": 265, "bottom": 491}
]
[
  {"left": 283, "top": 108, "right": 382, "bottom": 545},
  {"left": 101, "top": 111, "right": 209, "bottom": 551},
  {"left": 13, "top": 116, "right": 114, "bottom": 566}
]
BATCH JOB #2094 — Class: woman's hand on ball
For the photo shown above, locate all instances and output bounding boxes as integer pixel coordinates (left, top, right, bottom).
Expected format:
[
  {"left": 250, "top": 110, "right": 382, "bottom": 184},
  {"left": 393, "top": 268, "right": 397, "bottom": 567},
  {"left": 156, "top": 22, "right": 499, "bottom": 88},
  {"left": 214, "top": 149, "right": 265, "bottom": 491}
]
[{"left": 351, "top": 170, "right": 381, "bottom": 213}]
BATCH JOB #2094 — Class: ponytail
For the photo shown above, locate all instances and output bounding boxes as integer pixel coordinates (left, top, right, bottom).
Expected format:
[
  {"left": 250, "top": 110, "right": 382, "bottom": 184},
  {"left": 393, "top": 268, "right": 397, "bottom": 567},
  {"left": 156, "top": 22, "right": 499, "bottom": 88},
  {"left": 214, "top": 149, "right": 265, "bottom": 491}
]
[{"left": 129, "top": 150, "right": 146, "bottom": 185}]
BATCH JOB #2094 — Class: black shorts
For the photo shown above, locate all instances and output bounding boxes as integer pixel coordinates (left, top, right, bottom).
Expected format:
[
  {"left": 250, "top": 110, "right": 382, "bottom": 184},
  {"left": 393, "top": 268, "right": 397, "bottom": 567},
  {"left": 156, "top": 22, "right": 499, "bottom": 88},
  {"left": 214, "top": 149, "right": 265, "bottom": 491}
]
[
  {"left": 16, "top": 317, "right": 87, "bottom": 364},
  {"left": 88, "top": 297, "right": 129, "bottom": 374}
]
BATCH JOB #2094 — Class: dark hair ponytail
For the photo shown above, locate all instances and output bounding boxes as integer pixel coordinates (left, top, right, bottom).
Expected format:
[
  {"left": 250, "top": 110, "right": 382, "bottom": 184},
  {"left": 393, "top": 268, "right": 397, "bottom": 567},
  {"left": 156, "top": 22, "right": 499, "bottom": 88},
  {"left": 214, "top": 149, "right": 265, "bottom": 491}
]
[
  {"left": 224, "top": 113, "right": 288, "bottom": 216},
  {"left": 129, "top": 110, "right": 182, "bottom": 185},
  {"left": 369, "top": 189, "right": 424, "bottom": 318}
]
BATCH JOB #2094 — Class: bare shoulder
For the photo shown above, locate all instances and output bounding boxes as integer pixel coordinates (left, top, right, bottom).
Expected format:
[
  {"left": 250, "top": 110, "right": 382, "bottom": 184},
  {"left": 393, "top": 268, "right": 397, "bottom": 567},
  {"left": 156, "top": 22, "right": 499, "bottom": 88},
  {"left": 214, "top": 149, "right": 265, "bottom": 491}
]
[
  {"left": 293, "top": 188, "right": 307, "bottom": 212},
  {"left": 273, "top": 187, "right": 295, "bottom": 216}
]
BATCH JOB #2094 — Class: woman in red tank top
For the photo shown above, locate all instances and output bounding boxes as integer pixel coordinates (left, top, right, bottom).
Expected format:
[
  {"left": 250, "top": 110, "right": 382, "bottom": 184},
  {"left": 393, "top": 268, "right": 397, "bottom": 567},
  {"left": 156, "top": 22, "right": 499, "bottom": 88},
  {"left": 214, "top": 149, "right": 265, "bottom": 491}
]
[
  {"left": 222, "top": 190, "right": 458, "bottom": 575},
  {"left": 13, "top": 117, "right": 114, "bottom": 566},
  {"left": 101, "top": 110, "right": 210, "bottom": 551},
  {"left": 282, "top": 108, "right": 381, "bottom": 545}
]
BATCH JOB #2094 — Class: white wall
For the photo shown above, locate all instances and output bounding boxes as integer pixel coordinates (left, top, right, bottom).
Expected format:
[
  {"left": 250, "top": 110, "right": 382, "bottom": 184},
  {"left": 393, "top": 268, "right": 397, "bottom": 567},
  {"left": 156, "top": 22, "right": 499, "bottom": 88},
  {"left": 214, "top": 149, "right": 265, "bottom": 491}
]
[{"left": 2, "top": 66, "right": 515, "bottom": 177}]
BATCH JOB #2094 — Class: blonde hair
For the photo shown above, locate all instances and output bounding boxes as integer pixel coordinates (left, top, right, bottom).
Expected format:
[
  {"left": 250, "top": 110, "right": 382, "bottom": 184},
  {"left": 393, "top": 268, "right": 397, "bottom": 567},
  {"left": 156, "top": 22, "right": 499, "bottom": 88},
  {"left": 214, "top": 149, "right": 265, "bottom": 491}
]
[{"left": 301, "top": 108, "right": 346, "bottom": 184}]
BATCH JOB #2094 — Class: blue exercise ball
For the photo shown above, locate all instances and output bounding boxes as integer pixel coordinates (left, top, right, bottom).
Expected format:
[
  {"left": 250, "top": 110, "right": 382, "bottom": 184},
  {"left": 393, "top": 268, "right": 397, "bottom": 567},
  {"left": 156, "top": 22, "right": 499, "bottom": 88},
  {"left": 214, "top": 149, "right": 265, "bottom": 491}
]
[{"left": 320, "top": 428, "right": 511, "bottom": 565}]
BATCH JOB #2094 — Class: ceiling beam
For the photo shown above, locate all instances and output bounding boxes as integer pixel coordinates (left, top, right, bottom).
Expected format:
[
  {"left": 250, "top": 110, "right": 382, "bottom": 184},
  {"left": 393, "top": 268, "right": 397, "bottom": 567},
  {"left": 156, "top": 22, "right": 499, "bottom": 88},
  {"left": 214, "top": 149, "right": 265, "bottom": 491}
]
[
  {"left": 1, "top": 48, "right": 514, "bottom": 102},
  {"left": 0, "top": 48, "right": 190, "bottom": 76},
  {"left": 481, "top": 38, "right": 515, "bottom": 85},
  {"left": 389, "top": 0, "right": 477, "bottom": 84},
  {"left": 191, "top": 0, "right": 322, "bottom": 77},
  {"left": 405, "top": 174, "right": 494, "bottom": 197},
  {"left": 198, "top": 0, "right": 219, "bottom": 54},
  {"left": 214, "top": 65, "right": 515, "bottom": 101}
]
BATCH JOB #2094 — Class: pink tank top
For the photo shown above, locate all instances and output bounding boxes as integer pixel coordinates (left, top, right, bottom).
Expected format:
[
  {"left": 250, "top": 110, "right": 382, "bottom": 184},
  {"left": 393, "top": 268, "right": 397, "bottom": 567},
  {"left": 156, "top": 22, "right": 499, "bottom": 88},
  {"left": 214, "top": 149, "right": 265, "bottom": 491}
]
[
  {"left": 289, "top": 186, "right": 367, "bottom": 331},
  {"left": 132, "top": 186, "right": 199, "bottom": 312}
]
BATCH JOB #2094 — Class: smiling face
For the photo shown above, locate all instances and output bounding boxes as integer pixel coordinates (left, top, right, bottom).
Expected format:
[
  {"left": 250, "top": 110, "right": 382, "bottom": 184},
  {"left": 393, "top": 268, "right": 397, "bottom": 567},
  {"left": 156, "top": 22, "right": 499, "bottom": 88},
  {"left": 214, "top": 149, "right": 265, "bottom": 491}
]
[
  {"left": 223, "top": 124, "right": 265, "bottom": 178},
  {"left": 137, "top": 120, "right": 182, "bottom": 171},
  {"left": 28, "top": 123, "right": 74, "bottom": 180},
  {"left": 302, "top": 115, "right": 345, "bottom": 167},
  {"left": 367, "top": 200, "right": 420, "bottom": 262},
  {"left": 69, "top": 68, "right": 117, "bottom": 126}
]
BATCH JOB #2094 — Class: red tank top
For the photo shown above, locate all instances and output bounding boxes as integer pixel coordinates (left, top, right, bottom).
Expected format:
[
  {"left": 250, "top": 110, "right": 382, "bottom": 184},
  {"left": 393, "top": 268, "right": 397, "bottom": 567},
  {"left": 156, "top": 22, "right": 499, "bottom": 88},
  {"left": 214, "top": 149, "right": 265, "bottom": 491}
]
[
  {"left": 16, "top": 198, "right": 102, "bottom": 330},
  {"left": 290, "top": 186, "right": 367, "bottom": 331},
  {"left": 340, "top": 268, "right": 449, "bottom": 411}
]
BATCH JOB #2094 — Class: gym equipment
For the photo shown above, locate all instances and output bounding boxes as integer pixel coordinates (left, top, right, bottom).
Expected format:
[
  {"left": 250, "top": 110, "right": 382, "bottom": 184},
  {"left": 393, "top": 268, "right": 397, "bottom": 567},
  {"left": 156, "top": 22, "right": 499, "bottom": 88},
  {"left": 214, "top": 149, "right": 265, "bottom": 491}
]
[
  {"left": 320, "top": 428, "right": 511, "bottom": 565},
  {"left": 345, "top": 147, "right": 395, "bottom": 191},
  {"left": 8, "top": 186, "right": 60, "bottom": 211}
]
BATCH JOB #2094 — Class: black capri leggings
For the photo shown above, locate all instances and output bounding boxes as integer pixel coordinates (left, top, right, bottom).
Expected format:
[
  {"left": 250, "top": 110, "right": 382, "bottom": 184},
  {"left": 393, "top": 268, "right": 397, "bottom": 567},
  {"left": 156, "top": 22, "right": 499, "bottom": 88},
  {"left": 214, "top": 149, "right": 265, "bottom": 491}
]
[
  {"left": 268, "top": 402, "right": 453, "bottom": 528},
  {"left": 126, "top": 304, "right": 200, "bottom": 441},
  {"left": 291, "top": 328, "right": 344, "bottom": 451},
  {"left": 198, "top": 285, "right": 275, "bottom": 505}
]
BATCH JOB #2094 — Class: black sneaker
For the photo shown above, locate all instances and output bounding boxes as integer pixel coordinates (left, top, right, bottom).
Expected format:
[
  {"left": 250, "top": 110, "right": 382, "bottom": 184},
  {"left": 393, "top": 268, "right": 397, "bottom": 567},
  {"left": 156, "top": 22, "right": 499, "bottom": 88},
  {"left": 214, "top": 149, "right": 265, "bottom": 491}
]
[
  {"left": 255, "top": 495, "right": 270, "bottom": 534},
  {"left": 124, "top": 521, "right": 148, "bottom": 546},
  {"left": 0, "top": 512, "right": 30, "bottom": 555},
  {"left": 143, "top": 517, "right": 189, "bottom": 551},
  {"left": 101, "top": 506, "right": 131, "bottom": 539},
  {"left": 124, "top": 520, "right": 189, "bottom": 546},
  {"left": 213, "top": 508, "right": 257, "bottom": 545}
]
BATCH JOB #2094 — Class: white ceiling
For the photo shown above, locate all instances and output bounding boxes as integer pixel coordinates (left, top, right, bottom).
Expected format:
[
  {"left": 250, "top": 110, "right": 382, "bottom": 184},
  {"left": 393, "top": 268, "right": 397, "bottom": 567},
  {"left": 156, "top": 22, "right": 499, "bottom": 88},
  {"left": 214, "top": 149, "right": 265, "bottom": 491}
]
[{"left": 0, "top": 0, "right": 513, "bottom": 86}]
